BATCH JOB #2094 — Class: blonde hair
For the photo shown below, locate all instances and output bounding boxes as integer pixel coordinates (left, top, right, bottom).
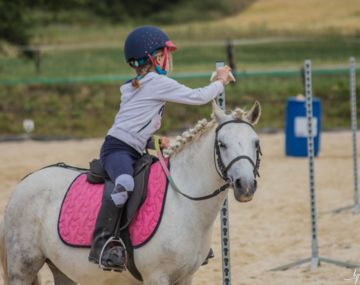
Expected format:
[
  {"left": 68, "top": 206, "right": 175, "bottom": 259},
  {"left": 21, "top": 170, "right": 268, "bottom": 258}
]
[{"left": 131, "top": 49, "right": 173, "bottom": 89}]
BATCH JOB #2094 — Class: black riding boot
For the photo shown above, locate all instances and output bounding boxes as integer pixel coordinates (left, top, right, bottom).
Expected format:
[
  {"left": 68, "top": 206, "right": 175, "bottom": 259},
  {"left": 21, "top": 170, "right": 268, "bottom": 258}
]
[{"left": 88, "top": 181, "right": 126, "bottom": 271}]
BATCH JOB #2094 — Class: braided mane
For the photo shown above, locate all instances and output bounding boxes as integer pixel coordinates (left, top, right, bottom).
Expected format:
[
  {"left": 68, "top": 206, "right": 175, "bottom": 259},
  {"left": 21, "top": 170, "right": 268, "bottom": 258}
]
[{"left": 163, "top": 107, "right": 247, "bottom": 156}]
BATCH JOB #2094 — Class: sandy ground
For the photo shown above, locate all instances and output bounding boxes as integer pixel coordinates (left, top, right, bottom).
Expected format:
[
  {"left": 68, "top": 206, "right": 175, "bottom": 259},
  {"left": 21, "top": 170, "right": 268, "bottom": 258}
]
[{"left": 1, "top": 131, "right": 360, "bottom": 285}]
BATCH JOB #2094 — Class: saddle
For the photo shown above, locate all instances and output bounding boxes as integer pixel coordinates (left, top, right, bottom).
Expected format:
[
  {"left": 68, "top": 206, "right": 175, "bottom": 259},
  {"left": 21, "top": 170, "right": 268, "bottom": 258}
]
[{"left": 87, "top": 155, "right": 157, "bottom": 228}]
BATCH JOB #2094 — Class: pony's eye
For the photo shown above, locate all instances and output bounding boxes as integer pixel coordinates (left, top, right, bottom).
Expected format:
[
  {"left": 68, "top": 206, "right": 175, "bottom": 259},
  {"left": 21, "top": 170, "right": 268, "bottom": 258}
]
[{"left": 218, "top": 141, "right": 227, "bottom": 149}]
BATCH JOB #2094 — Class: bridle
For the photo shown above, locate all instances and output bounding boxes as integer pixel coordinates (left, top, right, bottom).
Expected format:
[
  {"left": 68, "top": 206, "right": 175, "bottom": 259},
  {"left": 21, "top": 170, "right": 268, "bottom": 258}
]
[
  {"left": 214, "top": 119, "right": 262, "bottom": 184},
  {"left": 158, "top": 119, "right": 262, "bottom": 201}
]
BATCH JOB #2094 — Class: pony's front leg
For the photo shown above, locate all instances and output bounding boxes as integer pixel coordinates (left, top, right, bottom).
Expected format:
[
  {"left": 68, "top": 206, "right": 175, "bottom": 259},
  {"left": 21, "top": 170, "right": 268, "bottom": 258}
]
[
  {"left": 143, "top": 274, "right": 170, "bottom": 285},
  {"left": 144, "top": 274, "right": 193, "bottom": 285},
  {"left": 174, "top": 275, "right": 193, "bottom": 285}
]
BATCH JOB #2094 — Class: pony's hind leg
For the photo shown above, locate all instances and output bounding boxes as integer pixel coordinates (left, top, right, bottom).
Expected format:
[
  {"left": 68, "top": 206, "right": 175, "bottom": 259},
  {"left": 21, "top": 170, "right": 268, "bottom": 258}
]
[
  {"left": 6, "top": 251, "right": 45, "bottom": 285},
  {"left": 47, "top": 261, "right": 76, "bottom": 285},
  {"left": 5, "top": 235, "right": 45, "bottom": 285}
]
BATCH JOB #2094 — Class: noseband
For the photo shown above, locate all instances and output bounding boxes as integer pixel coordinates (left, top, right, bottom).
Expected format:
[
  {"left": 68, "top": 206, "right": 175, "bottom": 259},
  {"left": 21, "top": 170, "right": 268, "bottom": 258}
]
[{"left": 214, "top": 119, "right": 262, "bottom": 185}]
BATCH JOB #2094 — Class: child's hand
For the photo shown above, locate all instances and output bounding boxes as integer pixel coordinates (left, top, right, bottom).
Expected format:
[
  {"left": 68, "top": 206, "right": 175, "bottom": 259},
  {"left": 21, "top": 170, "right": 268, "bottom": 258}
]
[
  {"left": 214, "top": 65, "right": 235, "bottom": 85},
  {"left": 161, "top": 136, "right": 170, "bottom": 149}
]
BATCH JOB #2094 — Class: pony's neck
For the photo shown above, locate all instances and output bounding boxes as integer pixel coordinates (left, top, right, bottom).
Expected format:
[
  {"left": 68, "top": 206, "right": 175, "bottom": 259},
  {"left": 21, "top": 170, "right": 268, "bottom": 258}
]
[{"left": 169, "top": 124, "right": 228, "bottom": 227}]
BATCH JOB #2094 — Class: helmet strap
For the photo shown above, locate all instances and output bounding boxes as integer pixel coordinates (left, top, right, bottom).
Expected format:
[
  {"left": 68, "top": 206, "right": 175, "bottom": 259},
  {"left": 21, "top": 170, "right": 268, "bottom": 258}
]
[
  {"left": 147, "top": 47, "right": 168, "bottom": 75},
  {"left": 161, "top": 47, "right": 168, "bottom": 70},
  {"left": 155, "top": 65, "right": 167, "bottom": 75}
]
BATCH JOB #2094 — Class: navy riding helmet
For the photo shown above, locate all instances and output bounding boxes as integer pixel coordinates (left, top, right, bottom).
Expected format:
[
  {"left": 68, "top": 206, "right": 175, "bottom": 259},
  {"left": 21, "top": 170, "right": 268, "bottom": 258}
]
[{"left": 124, "top": 26, "right": 177, "bottom": 74}]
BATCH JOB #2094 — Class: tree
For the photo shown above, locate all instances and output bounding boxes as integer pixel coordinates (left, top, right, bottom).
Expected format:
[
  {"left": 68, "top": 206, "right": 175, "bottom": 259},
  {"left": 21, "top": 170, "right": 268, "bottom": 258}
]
[
  {"left": 86, "top": 0, "right": 182, "bottom": 22},
  {"left": 0, "top": 0, "right": 29, "bottom": 46}
]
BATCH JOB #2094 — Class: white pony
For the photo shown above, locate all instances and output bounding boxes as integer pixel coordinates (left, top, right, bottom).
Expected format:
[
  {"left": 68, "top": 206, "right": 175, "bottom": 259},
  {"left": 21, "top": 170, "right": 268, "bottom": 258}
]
[{"left": 0, "top": 101, "right": 261, "bottom": 285}]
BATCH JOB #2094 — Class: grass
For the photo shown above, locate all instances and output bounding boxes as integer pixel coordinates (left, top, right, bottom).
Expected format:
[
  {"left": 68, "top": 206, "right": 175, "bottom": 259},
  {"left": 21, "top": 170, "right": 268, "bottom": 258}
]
[
  {"left": 1, "top": 37, "right": 360, "bottom": 81},
  {"left": 216, "top": 0, "right": 360, "bottom": 36},
  {"left": 1, "top": 36, "right": 359, "bottom": 137},
  {"left": 22, "top": 0, "right": 360, "bottom": 45}
]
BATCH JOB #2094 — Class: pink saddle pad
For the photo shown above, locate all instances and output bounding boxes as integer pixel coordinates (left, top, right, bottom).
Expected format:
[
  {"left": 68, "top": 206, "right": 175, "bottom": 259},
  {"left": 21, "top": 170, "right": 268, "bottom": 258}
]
[{"left": 58, "top": 159, "right": 168, "bottom": 248}]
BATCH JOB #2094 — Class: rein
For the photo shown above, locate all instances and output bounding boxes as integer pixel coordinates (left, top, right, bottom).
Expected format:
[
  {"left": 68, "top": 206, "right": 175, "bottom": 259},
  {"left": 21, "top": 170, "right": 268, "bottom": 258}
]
[
  {"left": 158, "top": 152, "right": 228, "bottom": 201},
  {"left": 158, "top": 119, "right": 262, "bottom": 201}
]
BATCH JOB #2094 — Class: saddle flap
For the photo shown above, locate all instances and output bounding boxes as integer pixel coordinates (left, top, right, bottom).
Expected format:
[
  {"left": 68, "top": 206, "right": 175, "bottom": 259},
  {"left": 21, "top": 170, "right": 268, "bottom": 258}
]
[{"left": 124, "top": 155, "right": 158, "bottom": 228}]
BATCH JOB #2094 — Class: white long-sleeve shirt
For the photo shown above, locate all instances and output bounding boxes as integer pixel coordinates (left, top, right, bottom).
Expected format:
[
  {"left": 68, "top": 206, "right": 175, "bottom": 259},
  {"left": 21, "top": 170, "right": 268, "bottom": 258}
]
[{"left": 107, "top": 72, "right": 224, "bottom": 154}]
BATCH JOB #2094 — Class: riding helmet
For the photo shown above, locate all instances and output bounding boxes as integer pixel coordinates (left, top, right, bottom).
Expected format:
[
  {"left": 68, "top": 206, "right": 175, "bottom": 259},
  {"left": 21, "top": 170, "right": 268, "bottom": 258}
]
[{"left": 124, "top": 26, "right": 177, "bottom": 66}]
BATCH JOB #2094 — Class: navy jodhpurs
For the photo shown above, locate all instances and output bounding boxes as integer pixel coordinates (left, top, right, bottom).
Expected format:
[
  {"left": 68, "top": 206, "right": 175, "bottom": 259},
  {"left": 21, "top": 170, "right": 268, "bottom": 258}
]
[{"left": 100, "top": 135, "right": 142, "bottom": 183}]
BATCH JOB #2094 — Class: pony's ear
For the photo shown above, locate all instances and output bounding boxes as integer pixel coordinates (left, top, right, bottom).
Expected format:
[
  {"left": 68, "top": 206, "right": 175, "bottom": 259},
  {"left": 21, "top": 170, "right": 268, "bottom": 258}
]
[
  {"left": 245, "top": 101, "right": 261, "bottom": 125},
  {"left": 211, "top": 100, "right": 226, "bottom": 123}
]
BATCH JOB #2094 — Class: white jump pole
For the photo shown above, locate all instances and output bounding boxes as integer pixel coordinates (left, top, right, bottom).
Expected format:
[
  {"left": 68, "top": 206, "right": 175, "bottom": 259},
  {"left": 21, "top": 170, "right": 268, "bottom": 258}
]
[
  {"left": 333, "top": 57, "right": 360, "bottom": 214},
  {"left": 215, "top": 61, "right": 231, "bottom": 285},
  {"left": 271, "top": 60, "right": 360, "bottom": 271}
]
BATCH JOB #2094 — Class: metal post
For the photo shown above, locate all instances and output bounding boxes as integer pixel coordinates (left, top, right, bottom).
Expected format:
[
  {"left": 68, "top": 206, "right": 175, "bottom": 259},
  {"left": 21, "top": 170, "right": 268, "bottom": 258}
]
[
  {"left": 226, "top": 40, "right": 236, "bottom": 83},
  {"left": 331, "top": 57, "right": 360, "bottom": 214},
  {"left": 300, "top": 67, "right": 305, "bottom": 93},
  {"left": 271, "top": 60, "right": 360, "bottom": 271},
  {"left": 216, "top": 61, "right": 231, "bottom": 285},
  {"left": 35, "top": 47, "right": 41, "bottom": 75},
  {"left": 304, "top": 60, "right": 320, "bottom": 270},
  {"left": 350, "top": 57, "right": 360, "bottom": 213}
]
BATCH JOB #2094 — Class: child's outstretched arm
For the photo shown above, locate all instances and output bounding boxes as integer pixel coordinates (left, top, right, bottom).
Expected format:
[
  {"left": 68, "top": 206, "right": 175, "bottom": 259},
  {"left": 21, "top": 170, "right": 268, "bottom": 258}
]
[{"left": 155, "top": 66, "right": 233, "bottom": 105}]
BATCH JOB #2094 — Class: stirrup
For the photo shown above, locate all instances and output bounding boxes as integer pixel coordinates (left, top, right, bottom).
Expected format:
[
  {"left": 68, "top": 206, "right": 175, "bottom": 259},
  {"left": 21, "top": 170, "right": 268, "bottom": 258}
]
[{"left": 98, "top": 236, "right": 127, "bottom": 272}]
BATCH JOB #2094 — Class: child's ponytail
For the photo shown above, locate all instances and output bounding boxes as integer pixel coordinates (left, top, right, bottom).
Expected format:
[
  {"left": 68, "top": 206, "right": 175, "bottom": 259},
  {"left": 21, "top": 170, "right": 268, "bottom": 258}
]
[
  {"left": 131, "top": 77, "right": 141, "bottom": 88},
  {"left": 131, "top": 63, "right": 153, "bottom": 89}
]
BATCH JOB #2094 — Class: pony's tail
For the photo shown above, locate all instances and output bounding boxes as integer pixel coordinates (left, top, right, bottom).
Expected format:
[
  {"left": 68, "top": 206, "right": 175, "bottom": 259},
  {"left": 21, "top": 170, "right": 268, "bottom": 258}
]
[{"left": 0, "top": 219, "right": 8, "bottom": 284}]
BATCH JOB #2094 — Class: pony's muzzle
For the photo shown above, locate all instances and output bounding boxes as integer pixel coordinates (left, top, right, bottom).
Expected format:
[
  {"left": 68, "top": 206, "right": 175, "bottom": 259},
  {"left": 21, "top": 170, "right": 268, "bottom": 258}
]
[{"left": 233, "top": 178, "right": 257, "bottom": 202}]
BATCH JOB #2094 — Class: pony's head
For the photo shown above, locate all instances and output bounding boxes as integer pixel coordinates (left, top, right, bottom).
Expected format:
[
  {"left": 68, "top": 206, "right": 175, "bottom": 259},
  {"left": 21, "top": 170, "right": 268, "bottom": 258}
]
[{"left": 212, "top": 101, "right": 262, "bottom": 203}]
